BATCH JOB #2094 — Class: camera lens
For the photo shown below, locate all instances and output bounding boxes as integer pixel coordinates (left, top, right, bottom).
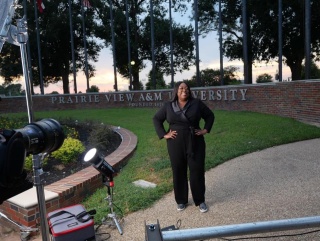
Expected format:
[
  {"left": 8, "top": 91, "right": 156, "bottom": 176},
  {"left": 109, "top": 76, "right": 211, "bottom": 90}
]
[{"left": 18, "top": 118, "right": 65, "bottom": 154}]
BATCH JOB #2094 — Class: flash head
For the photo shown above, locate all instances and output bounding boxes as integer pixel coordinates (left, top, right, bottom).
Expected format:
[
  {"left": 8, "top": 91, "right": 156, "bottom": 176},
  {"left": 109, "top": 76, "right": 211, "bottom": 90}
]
[{"left": 84, "top": 148, "right": 117, "bottom": 178}]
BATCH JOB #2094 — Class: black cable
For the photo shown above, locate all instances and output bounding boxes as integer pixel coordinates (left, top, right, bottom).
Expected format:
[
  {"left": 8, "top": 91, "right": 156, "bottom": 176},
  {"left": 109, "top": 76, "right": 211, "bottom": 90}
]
[{"left": 219, "top": 228, "right": 320, "bottom": 240}]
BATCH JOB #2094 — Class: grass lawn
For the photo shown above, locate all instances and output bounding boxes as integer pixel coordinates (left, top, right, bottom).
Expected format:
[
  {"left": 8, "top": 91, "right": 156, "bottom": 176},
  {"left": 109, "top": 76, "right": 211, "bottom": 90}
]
[{"left": 3, "top": 109, "right": 320, "bottom": 223}]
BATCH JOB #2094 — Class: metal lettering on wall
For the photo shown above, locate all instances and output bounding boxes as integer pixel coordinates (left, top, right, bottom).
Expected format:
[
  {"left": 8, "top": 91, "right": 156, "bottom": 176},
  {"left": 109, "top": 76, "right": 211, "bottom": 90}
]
[{"left": 50, "top": 88, "right": 248, "bottom": 106}]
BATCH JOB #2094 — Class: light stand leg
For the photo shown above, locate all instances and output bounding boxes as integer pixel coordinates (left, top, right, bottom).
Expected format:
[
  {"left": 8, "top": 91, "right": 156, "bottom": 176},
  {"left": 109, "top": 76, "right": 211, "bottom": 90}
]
[
  {"left": 0, "top": 212, "right": 38, "bottom": 241},
  {"left": 32, "top": 154, "right": 50, "bottom": 241},
  {"left": 102, "top": 181, "right": 123, "bottom": 235}
]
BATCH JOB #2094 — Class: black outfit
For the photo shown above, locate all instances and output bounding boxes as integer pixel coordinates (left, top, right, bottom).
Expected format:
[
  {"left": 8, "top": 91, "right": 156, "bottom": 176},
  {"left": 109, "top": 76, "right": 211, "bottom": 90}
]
[{"left": 153, "top": 98, "right": 214, "bottom": 206}]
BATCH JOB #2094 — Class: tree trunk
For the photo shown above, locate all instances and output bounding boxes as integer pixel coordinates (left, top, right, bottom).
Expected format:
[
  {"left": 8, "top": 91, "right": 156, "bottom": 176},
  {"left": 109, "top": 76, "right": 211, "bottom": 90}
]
[
  {"left": 62, "top": 74, "right": 70, "bottom": 94},
  {"left": 132, "top": 71, "right": 140, "bottom": 90},
  {"left": 288, "top": 63, "right": 303, "bottom": 81}
]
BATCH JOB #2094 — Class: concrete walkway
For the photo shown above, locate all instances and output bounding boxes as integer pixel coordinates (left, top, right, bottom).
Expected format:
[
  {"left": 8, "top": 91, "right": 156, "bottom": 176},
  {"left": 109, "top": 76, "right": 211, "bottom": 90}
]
[{"left": 2, "top": 138, "right": 320, "bottom": 240}]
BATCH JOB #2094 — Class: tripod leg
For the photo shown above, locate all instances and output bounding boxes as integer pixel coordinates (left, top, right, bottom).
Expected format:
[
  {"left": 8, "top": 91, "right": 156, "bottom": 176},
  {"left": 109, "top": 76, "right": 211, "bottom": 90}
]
[{"left": 111, "top": 214, "right": 123, "bottom": 235}]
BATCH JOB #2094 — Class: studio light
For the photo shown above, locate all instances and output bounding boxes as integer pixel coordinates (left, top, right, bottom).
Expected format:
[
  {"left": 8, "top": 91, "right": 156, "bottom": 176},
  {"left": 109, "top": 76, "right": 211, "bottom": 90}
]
[
  {"left": 84, "top": 148, "right": 117, "bottom": 179},
  {"left": 0, "top": 118, "right": 65, "bottom": 203},
  {"left": 84, "top": 148, "right": 123, "bottom": 235}
]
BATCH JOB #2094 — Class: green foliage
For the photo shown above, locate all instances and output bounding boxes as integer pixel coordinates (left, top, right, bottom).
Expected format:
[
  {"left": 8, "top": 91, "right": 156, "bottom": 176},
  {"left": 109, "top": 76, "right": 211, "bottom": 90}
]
[
  {"left": 24, "top": 155, "right": 33, "bottom": 172},
  {"left": 24, "top": 155, "right": 48, "bottom": 172},
  {"left": 145, "top": 69, "right": 168, "bottom": 90},
  {"left": 87, "top": 123, "right": 115, "bottom": 151},
  {"left": 301, "top": 60, "right": 320, "bottom": 79},
  {"left": 87, "top": 85, "right": 100, "bottom": 93},
  {"left": 0, "top": 116, "right": 27, "bottom": 129},
  {"left": 50, "top": 137, "right": 85, "bottom": 165},
  {"left": 256, "top": 73, "right": 273, "bottom": 83},
  {"left": 190, "top": 66, "right": 241, "bottom": 86},
  {"left": 0, "top": 83, "right": 24, "bottom": 96}
]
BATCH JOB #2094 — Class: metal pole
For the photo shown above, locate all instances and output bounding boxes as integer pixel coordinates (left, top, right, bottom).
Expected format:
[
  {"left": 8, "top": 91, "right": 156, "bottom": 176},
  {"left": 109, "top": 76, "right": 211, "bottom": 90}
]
[
  {"left": 17, "top": 19, "right": 34, "bottom": 123},
  {"left": 33, "top": 0, "right": 44, "bottom": 94},
  {"left": 22, "top": 0, "right": 35, "bottom": 94},
  {"left": 305, "top": 0, "right": 311, "bottom": 80},
  {"left": 278, "top": 0, "right": 282, "bottom": 82},
  {"left": 17, "top": 18, "right": 50, "bottom": 241},
  {"left": 241, "top": 0, "right": 248, "bottom": 84},
  {"left": 81, "top": 0, "right": 90, "bottom": 91},
  {"left": 32, "top": 154, "right": 50, "bottom": 241},
  {"left": 68, "top": 0, "right": 77, "bottom": 93},
  {"left": 126, "top": 0, "right": 132, "bottom": 90},
  {"left": 109, "top": 0, "right": 118, "bottom": 91},
  {"left": 218, "top": 0, "right": 224, "bottom": 85},
  {"left": 150, "top": 0, "right": 156, "bottom": 89},
  {"left": 161, "top": 215, "right": 320, "bottom": 241},
  {"left": 169, "top": 0, "right": 174, "bottom": 88},
  {"left": 194, "top": 0, "right": 200, "bottom": 86}
]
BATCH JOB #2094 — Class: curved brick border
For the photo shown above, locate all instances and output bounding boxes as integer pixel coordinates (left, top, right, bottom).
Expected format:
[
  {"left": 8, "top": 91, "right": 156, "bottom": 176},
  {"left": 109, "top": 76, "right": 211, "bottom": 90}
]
[{"left": 0, "top": 126, "right": 137, "bottom": 227}]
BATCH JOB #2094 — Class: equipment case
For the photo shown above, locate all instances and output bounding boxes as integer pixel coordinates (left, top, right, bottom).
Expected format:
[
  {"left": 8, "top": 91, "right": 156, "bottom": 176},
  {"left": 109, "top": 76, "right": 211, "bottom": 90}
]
[{"left": 47, "top": 204, "right": 96, "bottom": 241}]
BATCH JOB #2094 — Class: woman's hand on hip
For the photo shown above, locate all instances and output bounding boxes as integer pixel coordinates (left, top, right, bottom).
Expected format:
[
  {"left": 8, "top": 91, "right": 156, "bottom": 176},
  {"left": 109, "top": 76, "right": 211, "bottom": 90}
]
[
  {"left": 164, "top": 129, "right": 177, "bottom": 139},
  {"left": 195, "top": 129, "right": 208, "bottom": 136}
]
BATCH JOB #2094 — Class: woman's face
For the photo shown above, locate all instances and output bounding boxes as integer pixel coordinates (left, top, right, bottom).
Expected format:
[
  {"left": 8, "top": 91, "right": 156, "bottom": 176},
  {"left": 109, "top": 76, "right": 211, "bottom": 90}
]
[{"left": 177, "top": 83, "right": 190, "bottom": 101}]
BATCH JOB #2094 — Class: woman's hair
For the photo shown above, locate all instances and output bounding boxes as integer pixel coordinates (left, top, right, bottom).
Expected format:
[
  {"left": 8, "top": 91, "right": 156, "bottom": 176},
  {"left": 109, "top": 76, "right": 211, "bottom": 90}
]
[{"left": 171, "top": 81, "right": 193, "bottom": 102}]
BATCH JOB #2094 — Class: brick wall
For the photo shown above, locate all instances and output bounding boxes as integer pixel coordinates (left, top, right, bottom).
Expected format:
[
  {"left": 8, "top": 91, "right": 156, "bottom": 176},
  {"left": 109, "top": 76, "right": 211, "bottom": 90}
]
[{"left": 0, "top": 80, "right": 319, "bottom": 125}]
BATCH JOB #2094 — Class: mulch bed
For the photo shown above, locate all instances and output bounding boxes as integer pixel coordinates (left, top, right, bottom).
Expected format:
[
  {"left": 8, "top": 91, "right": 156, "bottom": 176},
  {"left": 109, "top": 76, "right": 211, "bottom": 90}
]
[{"left": 26, "top": 127, "right": 122, "bottom": 186}]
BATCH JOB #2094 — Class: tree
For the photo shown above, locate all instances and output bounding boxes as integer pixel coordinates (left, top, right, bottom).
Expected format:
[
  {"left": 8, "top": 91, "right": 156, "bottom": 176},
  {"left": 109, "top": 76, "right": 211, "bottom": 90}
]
[
  {"left": 0, "top": 0, "right": 102, "bottom": 94},
  {"left": 301, "top": 60, "right": 320, "bottom": 79},
  {"left": 190, "top": 66, "right": 240, "bottom": 86},
  {"left": 145, "top": 69, "right": 167, "bottom": 90},
  {"left": 256, "top": 73, "right": 273, "bottom": 83},
  {"left": 197, "top": 0, "right": 320, "bottom": 81},
  {"left": 0, "top": 83, "right": 24, "bottom": 96},
  {"left": 94, "top": 0, "right": 195, "bottom": 90},
  {"left": 87, "top": 85, "right": 100, "bottom": 92}
]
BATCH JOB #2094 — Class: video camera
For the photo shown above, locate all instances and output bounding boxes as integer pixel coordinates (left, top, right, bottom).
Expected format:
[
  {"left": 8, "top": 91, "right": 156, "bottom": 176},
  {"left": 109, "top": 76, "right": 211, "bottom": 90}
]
[{"left": 0, "top": 118, "right": 65, "bottom": 203}]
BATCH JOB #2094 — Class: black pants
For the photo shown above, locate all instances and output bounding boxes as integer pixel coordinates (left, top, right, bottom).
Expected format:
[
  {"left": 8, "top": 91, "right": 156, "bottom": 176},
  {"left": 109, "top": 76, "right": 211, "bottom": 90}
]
[{"left": 167, "top": 129, "right": 206, "bottom": 206}]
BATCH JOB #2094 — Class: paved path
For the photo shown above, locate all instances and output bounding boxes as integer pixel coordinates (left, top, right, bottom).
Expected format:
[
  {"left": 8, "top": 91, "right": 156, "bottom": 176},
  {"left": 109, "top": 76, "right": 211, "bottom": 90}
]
[{"left": 2, "top": 138, "right": 320, "bottom": 240}]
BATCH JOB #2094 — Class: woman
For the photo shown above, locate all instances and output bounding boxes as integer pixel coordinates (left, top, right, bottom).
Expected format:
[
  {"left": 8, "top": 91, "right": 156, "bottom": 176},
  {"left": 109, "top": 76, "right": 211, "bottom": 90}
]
[{"left": 153, "top": 81, "right": 214, "bottom": 213}]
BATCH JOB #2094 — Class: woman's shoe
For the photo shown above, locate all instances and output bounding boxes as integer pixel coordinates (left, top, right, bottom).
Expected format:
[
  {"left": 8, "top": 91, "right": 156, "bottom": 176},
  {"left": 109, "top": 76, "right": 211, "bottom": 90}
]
[
  {"left": 177, "top": 203, "right": 186, "bottom": 211},
  {"left": 199, "top": 202, "right": 208, "bottom": 213}
]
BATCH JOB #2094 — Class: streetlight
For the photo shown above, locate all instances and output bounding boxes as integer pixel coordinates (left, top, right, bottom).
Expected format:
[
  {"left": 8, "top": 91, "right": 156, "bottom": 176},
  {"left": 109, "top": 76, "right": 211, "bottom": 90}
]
[{"left": 129, "top": 60, "right": 135, "bottom": 90}]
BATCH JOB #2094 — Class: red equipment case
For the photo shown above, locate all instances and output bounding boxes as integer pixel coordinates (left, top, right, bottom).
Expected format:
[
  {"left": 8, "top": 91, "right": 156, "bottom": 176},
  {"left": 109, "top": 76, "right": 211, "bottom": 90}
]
[{"left": 47, "top": 204, "right": 96, "bottom": 241}]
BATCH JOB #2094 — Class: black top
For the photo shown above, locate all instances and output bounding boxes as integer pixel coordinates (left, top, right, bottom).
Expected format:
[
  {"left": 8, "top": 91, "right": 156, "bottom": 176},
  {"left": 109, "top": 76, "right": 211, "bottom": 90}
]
[{"left": 153, "top": 98, "right": 215, "bottom": 139}]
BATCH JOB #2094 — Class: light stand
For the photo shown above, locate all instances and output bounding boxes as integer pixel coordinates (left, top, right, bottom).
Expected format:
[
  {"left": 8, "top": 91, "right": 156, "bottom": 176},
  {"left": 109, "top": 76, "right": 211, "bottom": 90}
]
[
  {"left": 0, "top": 212, "right": 38, "bottom": 241},
  {"left": 32, "top": 154, "right": 51, "bottom": 241},
  {"left": 101, "top": 176, "right": 123, "bottom": 235},
  {"left": 83, "top": 148, "right": 123, "bottom": 235}
]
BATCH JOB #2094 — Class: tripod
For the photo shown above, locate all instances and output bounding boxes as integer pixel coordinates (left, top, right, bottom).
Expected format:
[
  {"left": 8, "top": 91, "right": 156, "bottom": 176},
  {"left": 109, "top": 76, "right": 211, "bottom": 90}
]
[{"left": 101, "top": 176, "right": 123, "bottom": 235}]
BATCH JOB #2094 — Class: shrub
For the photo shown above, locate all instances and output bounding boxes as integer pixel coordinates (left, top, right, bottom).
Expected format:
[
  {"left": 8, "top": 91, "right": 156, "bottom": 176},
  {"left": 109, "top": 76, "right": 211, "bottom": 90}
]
[
  {"left": 87, "top": 123, "right": 115, "bottom": 152},
  {"left": 24, "top": 154, "right": 48, "bottom": 172},
  {"left": 50, "top": 137, "right": 85, "bottom": 165}
]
